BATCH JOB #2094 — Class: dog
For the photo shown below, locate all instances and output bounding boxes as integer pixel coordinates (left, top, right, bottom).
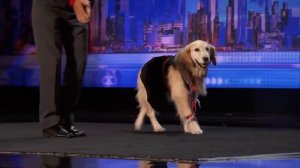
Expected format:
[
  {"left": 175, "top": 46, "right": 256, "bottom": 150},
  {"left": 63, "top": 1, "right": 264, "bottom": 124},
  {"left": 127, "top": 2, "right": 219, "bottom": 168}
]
[
  {"left": 134, "top": 40, "right": 217, "bottom": 134},
  {"left": 139, "top": 160, "right": 198, "bottom": 168}
]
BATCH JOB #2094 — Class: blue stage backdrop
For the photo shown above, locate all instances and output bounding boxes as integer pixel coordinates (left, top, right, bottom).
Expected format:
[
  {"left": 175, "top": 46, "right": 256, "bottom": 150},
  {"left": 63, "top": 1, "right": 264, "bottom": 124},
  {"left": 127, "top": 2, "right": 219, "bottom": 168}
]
[{"left": 0, "top": 0, "right": 299, "bottom": 88}]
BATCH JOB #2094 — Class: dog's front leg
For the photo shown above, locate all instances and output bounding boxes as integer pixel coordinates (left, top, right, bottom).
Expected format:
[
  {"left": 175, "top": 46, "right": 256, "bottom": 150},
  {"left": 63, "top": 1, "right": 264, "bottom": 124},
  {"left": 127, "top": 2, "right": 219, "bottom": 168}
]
[
  {"left": 177, "top": 100, "right": 202, "bottom": 135},
  {"left": 168, "top": 71, "right": 203, "bottom": 134},
  {"left": 183, "top": 117, "right": 203, "bottom": 135}
]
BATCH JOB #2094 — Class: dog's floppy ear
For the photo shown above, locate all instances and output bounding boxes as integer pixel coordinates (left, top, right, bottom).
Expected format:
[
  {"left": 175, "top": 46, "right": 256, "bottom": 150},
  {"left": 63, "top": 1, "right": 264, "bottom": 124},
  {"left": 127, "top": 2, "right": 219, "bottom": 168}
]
[
  {"left": 209, "top": 45, "right": 217, "bottom": 65},
  {"left": 176, "top": 44, "right": 192, "bottom": 64}
]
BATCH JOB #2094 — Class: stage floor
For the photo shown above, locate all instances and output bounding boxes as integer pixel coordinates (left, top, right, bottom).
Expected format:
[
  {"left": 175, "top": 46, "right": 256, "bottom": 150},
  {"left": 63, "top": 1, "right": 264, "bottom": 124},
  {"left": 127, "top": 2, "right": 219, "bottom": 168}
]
[{"left": 0, "top": 122, "right": 299, "bottom": 167}]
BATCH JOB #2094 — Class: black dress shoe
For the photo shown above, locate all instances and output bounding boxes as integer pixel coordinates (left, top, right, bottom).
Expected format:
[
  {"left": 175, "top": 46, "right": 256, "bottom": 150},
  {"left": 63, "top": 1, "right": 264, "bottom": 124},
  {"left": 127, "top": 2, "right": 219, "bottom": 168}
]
[
  {"left": 42, "top": 125, "right": 74, "bottom": 138},
  {"left": 62, "top": 125, "right": 86, "bottom": 137}
]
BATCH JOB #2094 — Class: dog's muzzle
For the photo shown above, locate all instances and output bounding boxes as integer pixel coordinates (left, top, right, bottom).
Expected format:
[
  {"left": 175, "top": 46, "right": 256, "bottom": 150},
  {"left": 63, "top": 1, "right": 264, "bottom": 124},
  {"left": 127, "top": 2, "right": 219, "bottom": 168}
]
[
  {"left": 195, "top": 59, "right": 209, "bottom": 77},
  {"left": 195, "top": 60, "right": 208, "bottom": 69}
]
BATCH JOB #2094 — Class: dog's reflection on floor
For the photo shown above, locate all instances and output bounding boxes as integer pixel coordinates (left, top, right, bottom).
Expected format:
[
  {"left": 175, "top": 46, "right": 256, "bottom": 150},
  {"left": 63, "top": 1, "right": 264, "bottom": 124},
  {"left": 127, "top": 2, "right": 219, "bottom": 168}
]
[
  {"left": 139, "top": 160, "right": 199, "bottom": 168},
  {"left": 40, "top": 155, "right": 199, "bottom": 168},
  {"left": 41, "top": 155, "right": 71, "bottom": 168}
]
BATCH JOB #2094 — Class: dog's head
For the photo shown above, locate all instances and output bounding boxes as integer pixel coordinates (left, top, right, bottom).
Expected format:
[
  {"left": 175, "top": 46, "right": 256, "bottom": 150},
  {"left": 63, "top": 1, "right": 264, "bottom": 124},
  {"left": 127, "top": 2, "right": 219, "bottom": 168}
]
[{"left": 177, "top": 40, "right": 217, "bottom": 77}]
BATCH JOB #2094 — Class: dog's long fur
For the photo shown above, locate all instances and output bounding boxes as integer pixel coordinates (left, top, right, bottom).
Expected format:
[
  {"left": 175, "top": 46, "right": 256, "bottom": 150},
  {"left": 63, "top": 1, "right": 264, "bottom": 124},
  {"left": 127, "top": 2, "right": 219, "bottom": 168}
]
[{"left": 135, "top": 40, "right": 216, "bottom": 134}]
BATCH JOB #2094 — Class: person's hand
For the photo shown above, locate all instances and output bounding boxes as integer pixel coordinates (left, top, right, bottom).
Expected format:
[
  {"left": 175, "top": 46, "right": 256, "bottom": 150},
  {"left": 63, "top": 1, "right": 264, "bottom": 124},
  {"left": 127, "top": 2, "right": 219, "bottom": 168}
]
[{"left": 73, "top": 0, "right": 91, "bottom": 23}]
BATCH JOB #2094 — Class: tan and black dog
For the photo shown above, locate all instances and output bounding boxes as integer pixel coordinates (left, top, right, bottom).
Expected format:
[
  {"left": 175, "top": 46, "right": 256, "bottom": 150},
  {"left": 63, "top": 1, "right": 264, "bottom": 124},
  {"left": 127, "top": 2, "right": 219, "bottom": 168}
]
[{"left": 135, "top": 40, "right": 217, "bottom": 134}]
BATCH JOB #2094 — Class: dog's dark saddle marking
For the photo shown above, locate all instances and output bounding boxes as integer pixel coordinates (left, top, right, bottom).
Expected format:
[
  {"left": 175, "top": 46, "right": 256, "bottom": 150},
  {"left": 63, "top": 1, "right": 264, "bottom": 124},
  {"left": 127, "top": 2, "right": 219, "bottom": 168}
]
[{"left": 140, "top": 56, "right": 175, "bottom": 112}]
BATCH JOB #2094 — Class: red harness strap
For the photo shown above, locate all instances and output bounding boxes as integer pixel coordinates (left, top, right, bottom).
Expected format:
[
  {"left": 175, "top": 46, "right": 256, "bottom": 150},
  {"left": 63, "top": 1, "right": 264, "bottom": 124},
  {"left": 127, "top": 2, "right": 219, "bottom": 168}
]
[
  {"left": 69, "top": 0, "right": 75, "bottom": 7},
  {"left": 185, "top": 83, "right": 197, "bottom": 121},
  {"left": 191, "top": 84, "right": 197, "bottom": 114}
]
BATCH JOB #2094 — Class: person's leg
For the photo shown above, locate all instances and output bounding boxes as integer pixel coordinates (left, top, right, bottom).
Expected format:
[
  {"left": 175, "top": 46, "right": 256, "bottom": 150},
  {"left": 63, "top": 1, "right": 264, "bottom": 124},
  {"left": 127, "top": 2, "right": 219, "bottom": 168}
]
[
  {"left": 60, "top": 11, "right": 88, "bottom": 131},
  {"left": 32, "top": 0, "right": 65, "bottom": 130}
]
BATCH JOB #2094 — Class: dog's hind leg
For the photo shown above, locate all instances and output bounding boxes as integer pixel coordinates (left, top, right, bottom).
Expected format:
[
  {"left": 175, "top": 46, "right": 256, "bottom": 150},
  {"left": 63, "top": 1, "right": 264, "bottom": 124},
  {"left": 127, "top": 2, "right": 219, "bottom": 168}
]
[
  {"left": 135, "top": 101, "right": 165, "bottom": 132},
  {"left": 146, "top": 109, "right": 166, "bottom": 132},
  {"left": 135, "top": 72, "right": 148, "bottom": 131},
  {"left": 134, "top": 106, "right": 147, "bottom": 131},
  {"left": 135, "top": 71, "right": 165, "bottom": 132}
]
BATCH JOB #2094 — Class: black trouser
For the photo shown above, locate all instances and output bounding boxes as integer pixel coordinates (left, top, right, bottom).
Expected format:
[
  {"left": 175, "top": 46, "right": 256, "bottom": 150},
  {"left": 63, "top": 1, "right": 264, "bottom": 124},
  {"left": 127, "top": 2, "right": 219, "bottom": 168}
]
[{"left": 32, "top": 0, "right": 88, "bottom": 130}]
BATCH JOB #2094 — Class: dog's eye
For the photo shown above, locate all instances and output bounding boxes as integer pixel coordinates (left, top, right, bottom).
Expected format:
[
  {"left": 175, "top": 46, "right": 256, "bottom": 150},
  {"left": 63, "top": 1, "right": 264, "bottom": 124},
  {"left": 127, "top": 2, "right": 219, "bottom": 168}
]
[
  {"left": 194, "top": 48, "right": 200, "bottom": 52},
  {"left": 205, "top": 47, "right": 210, "bottom": 51}
]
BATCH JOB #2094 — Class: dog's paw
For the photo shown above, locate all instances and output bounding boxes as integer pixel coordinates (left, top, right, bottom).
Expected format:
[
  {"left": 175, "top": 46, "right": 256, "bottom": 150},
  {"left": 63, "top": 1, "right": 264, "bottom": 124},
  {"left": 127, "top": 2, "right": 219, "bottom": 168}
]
[
  {"left": 190, "top": 128, "right": 203, "bottom": 135},
  {"left": 153, "top": 126, "right": 166, "bottom": 132},
  {"left": 185, "top": 121, "right": 203, "bottom": 135},
  {"left": 134, "top": 121, "right": 143, "bottom": 131}
]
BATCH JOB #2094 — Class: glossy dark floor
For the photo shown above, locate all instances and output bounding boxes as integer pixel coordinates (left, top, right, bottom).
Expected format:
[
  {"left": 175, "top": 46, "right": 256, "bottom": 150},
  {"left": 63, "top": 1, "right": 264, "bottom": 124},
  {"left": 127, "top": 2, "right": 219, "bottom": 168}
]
[
  {"left": 1, "top": 122, "right": 300, "bottom": 168},
  {"left": 0, "top": 153, "right": 300, "bottom": 168}
]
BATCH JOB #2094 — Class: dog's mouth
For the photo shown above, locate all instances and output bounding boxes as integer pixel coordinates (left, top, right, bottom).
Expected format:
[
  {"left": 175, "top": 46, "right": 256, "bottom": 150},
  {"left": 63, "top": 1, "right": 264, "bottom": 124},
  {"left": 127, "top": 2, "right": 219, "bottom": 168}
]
[
  {"left": 195, "top": 60, "right": 208, "bottom": 69},
  {"left": 194, "top": 59, "right": 209, "bottom": 77}
]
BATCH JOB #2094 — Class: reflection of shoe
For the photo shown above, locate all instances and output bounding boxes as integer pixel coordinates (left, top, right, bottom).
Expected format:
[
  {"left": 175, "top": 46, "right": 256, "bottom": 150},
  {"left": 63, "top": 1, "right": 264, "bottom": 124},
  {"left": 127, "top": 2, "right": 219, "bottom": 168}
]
[
  {"left": 42, "top": 125, "right": 74, "bottom": 138},
  {"left": 62, "top": 125, "right": 86, "bottom": 137}
]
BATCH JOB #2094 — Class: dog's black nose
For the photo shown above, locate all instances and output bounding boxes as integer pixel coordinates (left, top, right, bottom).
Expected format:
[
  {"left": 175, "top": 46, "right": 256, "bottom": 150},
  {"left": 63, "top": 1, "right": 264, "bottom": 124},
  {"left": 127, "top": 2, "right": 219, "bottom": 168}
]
[{"left": 203, "top": 57, "right": 209, "bottom": 62}]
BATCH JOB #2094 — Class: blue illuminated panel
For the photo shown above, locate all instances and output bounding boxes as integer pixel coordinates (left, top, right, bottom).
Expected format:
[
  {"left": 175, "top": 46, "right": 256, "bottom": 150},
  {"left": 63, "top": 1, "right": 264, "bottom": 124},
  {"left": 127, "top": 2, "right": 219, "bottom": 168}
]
[
  {"left": 82, "top": 51, "right": 300, "bottom": 88},
  {"left": 0, "top": 51, "right": 299, "bottom": 88}
]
